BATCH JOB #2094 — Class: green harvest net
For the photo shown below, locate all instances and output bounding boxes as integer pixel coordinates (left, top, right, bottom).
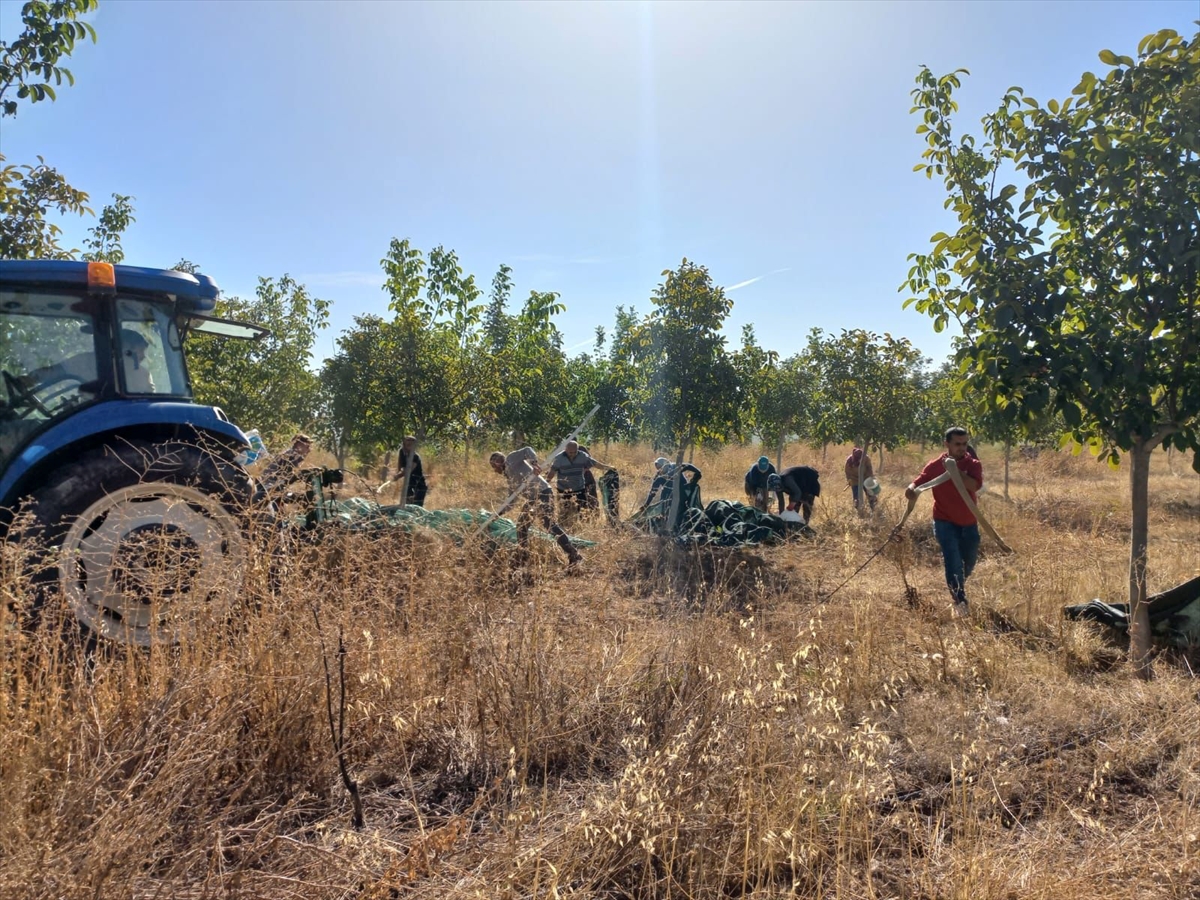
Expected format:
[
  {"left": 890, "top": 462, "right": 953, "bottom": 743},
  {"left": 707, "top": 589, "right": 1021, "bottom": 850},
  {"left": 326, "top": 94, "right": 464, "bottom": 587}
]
[{"left": 289, "top": 494, "right": 596, "bottom": 549}]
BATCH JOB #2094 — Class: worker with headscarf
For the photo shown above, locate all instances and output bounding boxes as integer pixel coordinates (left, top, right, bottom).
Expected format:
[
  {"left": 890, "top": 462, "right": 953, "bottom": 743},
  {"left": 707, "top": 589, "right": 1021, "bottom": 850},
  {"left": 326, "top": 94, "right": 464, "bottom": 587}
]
[{"left": 744, "top": 455, "right": 777, "bottom": 512}]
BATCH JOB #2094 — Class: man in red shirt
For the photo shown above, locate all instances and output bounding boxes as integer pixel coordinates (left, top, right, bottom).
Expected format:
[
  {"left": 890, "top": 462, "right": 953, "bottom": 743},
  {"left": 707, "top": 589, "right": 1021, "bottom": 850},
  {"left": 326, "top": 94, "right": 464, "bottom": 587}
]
[{"left": 905, "top": 427, "right": 984, "bottom": 613}]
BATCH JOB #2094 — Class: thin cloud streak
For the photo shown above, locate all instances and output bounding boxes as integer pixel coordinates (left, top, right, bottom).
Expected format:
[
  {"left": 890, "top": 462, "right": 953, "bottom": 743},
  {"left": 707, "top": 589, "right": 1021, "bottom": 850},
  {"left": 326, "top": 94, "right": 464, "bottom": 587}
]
[
  {"left": 727, "top": 267, "right": 791, "bottom": 292},
  {"left": 563, "top": 337, "right": 597, "bottom": 353},
  {"left": 727, "top": 275, "right": 767, "bottom": 291}
]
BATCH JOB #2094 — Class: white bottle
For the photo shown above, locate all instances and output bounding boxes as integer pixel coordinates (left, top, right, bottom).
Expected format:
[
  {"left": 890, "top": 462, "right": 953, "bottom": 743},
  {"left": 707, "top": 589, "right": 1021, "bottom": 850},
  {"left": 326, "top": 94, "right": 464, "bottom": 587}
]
[{"left": 238, "top": 428, "right": 270, "bottom": 466}]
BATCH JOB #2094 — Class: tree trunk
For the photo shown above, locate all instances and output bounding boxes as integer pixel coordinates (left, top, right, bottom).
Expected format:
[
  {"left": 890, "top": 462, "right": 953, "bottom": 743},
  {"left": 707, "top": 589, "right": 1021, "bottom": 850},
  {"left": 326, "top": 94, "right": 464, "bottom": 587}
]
[
  {"left": 776, "top": 433, "right": 785, "bottom": 469},
  {"left": 667, "top": 445, "right": 687, "bottom": 535},
  {"left": 1128, "top": 440, "right": 1153, "bottom": 680},
  {"left": 1003, "top": 441, "right": 1011, "bottom": 501},
  {"left": 667, "top": 429, "right": 696, "bottom": 535}
]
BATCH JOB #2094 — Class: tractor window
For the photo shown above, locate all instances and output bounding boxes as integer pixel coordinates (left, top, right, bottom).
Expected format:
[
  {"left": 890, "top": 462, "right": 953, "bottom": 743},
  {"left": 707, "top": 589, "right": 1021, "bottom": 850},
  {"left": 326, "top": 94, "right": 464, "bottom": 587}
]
[
  {"left": 0, "top": 291, "right": 101, "bottom": 467},
  {"left": 116, "top": 299, "right": 190, "bottom": 397}
]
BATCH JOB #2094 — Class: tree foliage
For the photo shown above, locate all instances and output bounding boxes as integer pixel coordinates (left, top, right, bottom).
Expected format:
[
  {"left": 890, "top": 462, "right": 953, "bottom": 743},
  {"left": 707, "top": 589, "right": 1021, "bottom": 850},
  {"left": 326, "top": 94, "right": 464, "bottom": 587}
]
[
  {"left": 910, "top": 360, "right": 973, "bottom": 448},
  {"left": 904, "top": 28, "right": 1200, "bottom": 676},
  {"left": 376, "top": 239, "right": 477, "bottom": 445},
  {"left": 0, "top": 0, "right": 97, "bottom": 116},
  {"left": 307, "top": 246, "right": 984, "bottom": 473},
  {"left": 316, "top": 318, "right": 384, "bottom": 466},
  {"left": 905, "top": 31, "right": 1200, "bottom": 464},
  {"left": 488, "top": 288, "right": 571, "bottom": 444},
  {"left": 632, "top": 259, "right": 743, "bottom": 456},
  {"left": 186, "top": 273, "right": 330, "bottom": 440},
  {"left": 807, "top": 328, "right": 924, "bottom": 457},
  {"left": 0, "top": 1, "right": 97, "bottom": 260},
  {"left": 757, "top": 352, "right": 819, "bottom": 462},
  {"left": 315, "top": 241, "right": 582, "bottom": 455},
  {"left": 733, "top": 324, "right": 777, "bottom": 445},
  {"left": 0, "top": 155, "right": 91, "bottom": 259},
  {"left": 82, "top": 193, "right": 135, "bottom": 263},
  {"left": 483, "top": 264, "right": 514, "bottom": 352},
  {"left": 594, "top": 306, "right": 643, "bottom": 445}
]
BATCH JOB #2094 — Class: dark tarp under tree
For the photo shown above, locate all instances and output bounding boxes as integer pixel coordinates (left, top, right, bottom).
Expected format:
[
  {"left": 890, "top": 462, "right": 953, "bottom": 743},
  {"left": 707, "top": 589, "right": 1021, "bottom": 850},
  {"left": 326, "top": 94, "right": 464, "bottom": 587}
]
[{"left": 1064, "top": 576, "right": 1200, "bottom": 650}]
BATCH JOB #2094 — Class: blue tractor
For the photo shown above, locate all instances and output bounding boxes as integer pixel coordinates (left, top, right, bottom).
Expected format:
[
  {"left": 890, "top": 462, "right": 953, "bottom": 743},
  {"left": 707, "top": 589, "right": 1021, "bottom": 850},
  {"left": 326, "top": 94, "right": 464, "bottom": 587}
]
[{"left": 0, "top": 260, "right": 268, "bottom": 647}]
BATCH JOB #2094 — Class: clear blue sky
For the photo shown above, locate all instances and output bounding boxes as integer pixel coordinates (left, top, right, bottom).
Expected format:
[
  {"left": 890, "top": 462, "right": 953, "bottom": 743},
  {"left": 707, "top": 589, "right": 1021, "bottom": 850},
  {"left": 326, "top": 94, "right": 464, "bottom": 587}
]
[{"left": 3, "top": 0, "right": 1195, "bottom": 365}]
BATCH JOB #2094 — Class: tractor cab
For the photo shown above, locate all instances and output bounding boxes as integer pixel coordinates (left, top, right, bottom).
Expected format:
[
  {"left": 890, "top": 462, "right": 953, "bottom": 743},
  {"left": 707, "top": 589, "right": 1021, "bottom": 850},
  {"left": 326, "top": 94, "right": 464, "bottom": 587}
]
[
  {"left": 1, "top": 281, "right": 190, "bottom": 467},
  {"left": 0, "top": 261, "right": 265, "bottom": 479}
]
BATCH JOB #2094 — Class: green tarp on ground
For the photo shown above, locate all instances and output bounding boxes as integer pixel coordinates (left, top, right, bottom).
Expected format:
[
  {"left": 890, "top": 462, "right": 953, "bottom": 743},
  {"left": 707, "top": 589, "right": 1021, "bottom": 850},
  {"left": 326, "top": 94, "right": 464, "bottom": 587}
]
[{"left": 290, "top": 497, "right": 596, "bottom": 548}]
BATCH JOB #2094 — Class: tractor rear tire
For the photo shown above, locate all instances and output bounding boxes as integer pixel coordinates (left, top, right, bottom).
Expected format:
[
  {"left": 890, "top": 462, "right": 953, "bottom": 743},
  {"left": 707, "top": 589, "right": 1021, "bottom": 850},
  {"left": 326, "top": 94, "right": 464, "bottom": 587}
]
[{"left": 23, "top": 440, "right": 252, "bottom": 648}]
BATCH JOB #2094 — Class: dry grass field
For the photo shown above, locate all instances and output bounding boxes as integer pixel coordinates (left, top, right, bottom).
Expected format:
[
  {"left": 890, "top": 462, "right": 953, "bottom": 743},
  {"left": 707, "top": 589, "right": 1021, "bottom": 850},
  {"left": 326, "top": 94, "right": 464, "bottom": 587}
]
[{"left": 1, "top": 442, "right": 1198, "bottom": 899}]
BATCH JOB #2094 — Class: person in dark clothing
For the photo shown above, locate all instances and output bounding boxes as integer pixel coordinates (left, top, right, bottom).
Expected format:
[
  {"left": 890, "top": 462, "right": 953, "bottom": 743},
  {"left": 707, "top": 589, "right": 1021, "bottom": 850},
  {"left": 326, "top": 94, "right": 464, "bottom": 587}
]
[
  {"left": 259, "top": 433, "right": 313, "bottom": 493},
  {"left": 760, "top": 473, "right": 789, "bottom": 514},
  {"left": 642, "top": 457, "right": 671, "bottom": 508},
  {"left": 744, "top": 455, "right": 777, "bottom": 511},
  {"left": 596, "top": 467, "right": 621, "bottom": 523},
  {"left": 397, "top": 435, "right": 427, "bottom": 507},
  {"left": 576, "top": 444, "right": 605, "bottom": 511},
  {"left": 637, "top": 459, "right": 703, "bottom": 531},
  {"left": 777, "top": 464, "right": 821, "bottom": 520},
  {"left": 639, "top": 459, "right": 702, "bottom": 514},
  {"left": 651, "top": 462, "right": 702, "bottom": 506}
]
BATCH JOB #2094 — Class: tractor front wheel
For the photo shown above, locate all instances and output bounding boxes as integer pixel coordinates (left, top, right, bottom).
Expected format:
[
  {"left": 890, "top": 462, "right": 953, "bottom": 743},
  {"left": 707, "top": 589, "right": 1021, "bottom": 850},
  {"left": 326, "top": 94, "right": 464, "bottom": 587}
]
[{"left": 25, "top": 441, "right": 251, "bottom": 647}]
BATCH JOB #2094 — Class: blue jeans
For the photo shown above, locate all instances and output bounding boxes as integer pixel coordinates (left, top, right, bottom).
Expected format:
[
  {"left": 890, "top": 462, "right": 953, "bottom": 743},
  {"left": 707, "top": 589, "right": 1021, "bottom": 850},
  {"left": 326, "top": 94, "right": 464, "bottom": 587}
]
[{"left": 933, "top": 519, "right": 980, "bottom": 604}]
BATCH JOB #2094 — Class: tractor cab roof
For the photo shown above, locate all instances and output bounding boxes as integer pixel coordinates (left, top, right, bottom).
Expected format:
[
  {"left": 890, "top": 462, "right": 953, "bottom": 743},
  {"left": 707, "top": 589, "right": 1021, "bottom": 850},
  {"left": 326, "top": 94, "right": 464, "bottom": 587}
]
[{"left": 0, "top": 260, "right": 222, "bottom": 314}]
